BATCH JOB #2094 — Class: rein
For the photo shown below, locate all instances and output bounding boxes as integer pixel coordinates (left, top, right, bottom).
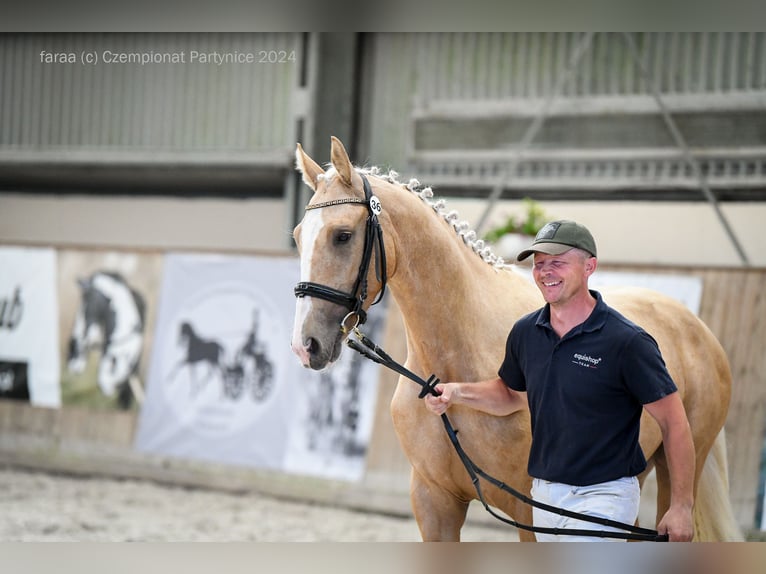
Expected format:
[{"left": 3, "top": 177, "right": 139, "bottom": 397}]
[
  {"left": 293, "top": 174, "right": 667, "bottom": 541},
  {"left": 294, "top": 175, "right": 387, "bottom": 328}
]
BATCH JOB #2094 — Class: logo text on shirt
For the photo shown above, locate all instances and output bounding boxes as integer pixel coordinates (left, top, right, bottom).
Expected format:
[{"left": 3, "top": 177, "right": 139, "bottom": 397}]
[{"left": 572, "top": 353, "right": 602, "bottom": 369}]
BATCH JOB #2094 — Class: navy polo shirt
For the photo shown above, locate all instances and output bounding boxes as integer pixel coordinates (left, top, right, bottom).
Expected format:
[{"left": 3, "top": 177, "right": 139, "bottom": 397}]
[{"left": 498, "top": 290, "right": 677, "bottom": 486}]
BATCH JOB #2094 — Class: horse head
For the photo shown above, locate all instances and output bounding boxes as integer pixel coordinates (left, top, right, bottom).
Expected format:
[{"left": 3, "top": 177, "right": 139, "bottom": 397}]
[
  {"left": 291, "top": 136, "right": 392, "bottom": 370},
  {"left": 179, "top": 321, "right": 194, "bottom": 343}
]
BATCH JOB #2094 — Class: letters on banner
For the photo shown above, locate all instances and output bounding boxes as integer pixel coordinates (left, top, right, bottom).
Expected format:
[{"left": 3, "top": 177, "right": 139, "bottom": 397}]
[{"left": 0, "top": 246, "right": 60, "bottom": 407}]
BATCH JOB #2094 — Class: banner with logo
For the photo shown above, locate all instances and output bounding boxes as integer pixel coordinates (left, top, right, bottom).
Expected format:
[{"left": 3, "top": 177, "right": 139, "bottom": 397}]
[
  {"left": 0, "top": 246, "right": 60, "bottom": 407},
  {"left": 135, "top": 253, "right": 384, "bottom": 481},
  {"left": 58, "top": 249, "right": 163, "bottom": 411}
]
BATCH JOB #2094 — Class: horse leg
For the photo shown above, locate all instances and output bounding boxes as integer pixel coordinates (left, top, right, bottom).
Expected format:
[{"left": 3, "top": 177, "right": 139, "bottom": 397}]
[
  {"left": 190, "top": 364, "right": 200, "bottom": 396},
  {"left": 167, "top": 358, "right": 186, "bottom": 382},
  {"left": 128, "top": 374, "right": 145, "bottom": 405},
  {"left": 410, "top": 469, "right": 469, "bottom": 541},
  {"left": 116, "top": 380, "right": 133, "bottom": 409}
]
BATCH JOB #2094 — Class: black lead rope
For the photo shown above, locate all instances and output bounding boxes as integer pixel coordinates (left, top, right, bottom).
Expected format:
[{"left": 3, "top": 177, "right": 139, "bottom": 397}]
[{"left": 346, "top": 329, "right": 669, "bottom": 542}]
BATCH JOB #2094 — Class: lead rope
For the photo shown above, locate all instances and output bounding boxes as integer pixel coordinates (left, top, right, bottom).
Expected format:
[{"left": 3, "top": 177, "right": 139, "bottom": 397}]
[{"left": 345, "top": 327, "right": 668, "bottom": 542}]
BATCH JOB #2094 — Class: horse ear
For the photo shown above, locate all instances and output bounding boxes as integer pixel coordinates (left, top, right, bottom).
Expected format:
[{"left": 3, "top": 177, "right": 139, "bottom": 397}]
[
  {"left": 330, "top": 136, "right": 354, "bottom": 187},
  {"left": 295, "top": 143, "right": 324, "bottom": 192}
]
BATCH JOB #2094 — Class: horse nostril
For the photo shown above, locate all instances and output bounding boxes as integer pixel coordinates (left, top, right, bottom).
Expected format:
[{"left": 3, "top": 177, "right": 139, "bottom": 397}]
[{"left": 305, "top": 337, "right": 319, "bottom": 355}]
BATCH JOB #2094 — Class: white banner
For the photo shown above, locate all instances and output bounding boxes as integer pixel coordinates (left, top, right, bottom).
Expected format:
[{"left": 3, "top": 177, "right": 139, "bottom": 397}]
[
  {"left": 589, "top": 270, "right": 702, "bottom": 315},
  {"left": 135, "top": 253, "right": 383, "bottom": 481},
  {"left": 0, "top": 246, "right": 60, "bottom": 407},
  {"left": 513, "top": 267, "right": 703, "bottom": 315}
]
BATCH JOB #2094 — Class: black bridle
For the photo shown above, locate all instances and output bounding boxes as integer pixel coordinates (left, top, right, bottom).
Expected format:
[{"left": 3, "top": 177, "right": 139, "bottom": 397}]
[
  {"left": 292, "top": 174, "right": 667, "bottom": 542},
  {"left": 294, "top": 174, "right": 387, "bottom": 329}
]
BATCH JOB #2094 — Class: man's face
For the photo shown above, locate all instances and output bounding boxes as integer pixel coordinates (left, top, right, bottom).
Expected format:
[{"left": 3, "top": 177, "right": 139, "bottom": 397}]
[{"left": 532, "top": 249, "right": 595, "bottom": 306}]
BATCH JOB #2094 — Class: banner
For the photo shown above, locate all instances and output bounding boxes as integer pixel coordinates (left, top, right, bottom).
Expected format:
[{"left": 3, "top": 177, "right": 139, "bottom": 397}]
[
  {"left": 135, "top": 253, "right": 384, "bottom": 481},
  {"left": 0, "top": 246, "right": 60, "bottom": 407},
  {"left": 282, "top": 309, "right": 386, "bottom": 481},
  {"left": 513, "top": 267, "right": 702, "bottom": 314},
  {"left": 58, "top": 250, "right": 162, "bottom": 410},
  {"left": 589, "top": 270, "right": 702, "bottom": 315}
]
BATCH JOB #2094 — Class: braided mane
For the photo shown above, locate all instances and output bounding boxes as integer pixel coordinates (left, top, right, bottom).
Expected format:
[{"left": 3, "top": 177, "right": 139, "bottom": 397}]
[{"left": 319, "top": 164, "right": 511, "bottom": 270}]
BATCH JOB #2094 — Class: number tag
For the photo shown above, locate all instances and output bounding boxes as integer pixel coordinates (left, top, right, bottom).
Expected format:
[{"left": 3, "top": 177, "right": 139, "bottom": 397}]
[{"left": 369, "top": 195, "right": 382, "bottom": 215}]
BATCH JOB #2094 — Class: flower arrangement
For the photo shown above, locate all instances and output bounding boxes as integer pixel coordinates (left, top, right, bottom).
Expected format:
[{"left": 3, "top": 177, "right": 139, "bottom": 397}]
[{"left": 483, "top": 198, "right": 550, "bottom": 243}]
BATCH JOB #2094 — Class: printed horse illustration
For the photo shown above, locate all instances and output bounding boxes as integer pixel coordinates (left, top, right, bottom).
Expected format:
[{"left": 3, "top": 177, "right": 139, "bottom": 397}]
[
  {"left": 290, "top": 136, "right": 741, "bottom": 541},
  {"left": 67, "top": 271, "right": 146, "bottom": 409},
  {"left": 168, "top": 321, "right": 225, "bottom": 397}
]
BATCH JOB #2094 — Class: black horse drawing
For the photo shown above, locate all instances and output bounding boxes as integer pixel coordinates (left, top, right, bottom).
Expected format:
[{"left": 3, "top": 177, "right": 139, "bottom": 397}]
[{"left": 168, "top": 321, "right": 225, "bottom": 396}]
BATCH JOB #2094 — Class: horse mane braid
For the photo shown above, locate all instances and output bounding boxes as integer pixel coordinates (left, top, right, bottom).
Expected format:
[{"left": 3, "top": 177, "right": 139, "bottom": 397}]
[{"left": 357, "top": 166, "right": 509, "bottom": 271}]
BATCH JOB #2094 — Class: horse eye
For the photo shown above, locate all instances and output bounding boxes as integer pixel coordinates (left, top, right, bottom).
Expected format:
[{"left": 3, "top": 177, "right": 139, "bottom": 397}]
[{"left": 335, "top": 231, "right": 352, "bottom": 244}]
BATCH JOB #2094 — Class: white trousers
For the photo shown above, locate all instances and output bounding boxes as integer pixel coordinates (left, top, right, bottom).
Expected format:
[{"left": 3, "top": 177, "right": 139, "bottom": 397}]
[{"left": 531, "top": 476, "right": 641, "bottom": 542}]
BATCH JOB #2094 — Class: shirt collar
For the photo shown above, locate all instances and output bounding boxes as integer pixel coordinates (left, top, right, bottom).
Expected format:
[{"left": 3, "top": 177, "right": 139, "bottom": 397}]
[{"left": 535, "top": 289, "right": 608, "bottom": 334}]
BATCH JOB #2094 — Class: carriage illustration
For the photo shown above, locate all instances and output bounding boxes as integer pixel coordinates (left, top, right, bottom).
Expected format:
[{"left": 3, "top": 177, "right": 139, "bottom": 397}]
[{"left": 169, "top": 309, "right": 274, "bottom": 402}]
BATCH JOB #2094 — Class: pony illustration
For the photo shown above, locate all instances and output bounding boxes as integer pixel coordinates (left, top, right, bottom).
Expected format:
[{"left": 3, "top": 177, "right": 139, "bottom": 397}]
[
  {"left": 67, "top": 271, "right": 146, "bottom": 409},
  {"left": 290, "top": 137, "right": 741, "bottom": 541},
  {"left": 168, "top": 309, "right": 276, "bottom": 402},
  {"left": 168, "top": 321, "right": 225, "bottom": 396}
]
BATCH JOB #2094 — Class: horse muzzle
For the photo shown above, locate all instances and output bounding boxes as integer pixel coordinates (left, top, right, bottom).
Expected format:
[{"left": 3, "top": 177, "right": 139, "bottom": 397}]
[{"left": 291, "top": 330, "right": 344, "bottom": 370}]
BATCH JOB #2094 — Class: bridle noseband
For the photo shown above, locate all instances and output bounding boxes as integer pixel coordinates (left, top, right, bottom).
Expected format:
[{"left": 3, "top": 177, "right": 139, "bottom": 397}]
[{"left": 294, "top": 175, "right": 387, "bottom": 331}]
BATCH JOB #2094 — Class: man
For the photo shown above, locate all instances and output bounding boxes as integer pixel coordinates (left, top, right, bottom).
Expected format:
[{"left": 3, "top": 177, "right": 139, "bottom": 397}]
[{"left": 424, "top": 220, "right": 695, "bottom": 542}]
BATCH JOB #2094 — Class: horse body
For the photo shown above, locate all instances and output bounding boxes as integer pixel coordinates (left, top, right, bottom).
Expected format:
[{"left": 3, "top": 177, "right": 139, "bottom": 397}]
[{"left": 292, "top": 137, "right": 740, "bottom": 541}]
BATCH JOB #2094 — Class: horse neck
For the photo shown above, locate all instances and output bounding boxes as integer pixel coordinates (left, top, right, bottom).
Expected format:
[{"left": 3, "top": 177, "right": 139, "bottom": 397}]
[{"left": 375, "top": 180, "right": 542, "bottom": 375}]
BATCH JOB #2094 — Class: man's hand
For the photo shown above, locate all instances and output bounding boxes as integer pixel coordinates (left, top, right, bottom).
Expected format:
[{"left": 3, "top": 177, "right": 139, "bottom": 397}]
[
  {"left": 423, "top": 383, "right": 459, "bottom": 415},
  {"left": 657, "top": 504, "right": 694, "bottom": 542}
]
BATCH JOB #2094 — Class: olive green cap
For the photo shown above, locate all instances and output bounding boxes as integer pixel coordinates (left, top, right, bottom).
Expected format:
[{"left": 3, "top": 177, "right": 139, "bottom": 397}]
[{"left": 516, "top": 220, "right": 597, "bottom": 262}]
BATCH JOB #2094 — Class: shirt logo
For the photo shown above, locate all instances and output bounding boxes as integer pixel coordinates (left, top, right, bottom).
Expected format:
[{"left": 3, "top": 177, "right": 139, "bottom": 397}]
[{"left": 572, "top": 352, "right": 602, "bottom": 369}]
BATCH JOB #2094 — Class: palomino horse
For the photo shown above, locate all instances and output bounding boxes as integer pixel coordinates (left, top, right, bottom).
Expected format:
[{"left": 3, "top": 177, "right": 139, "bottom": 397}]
[{"left": 291, "top": 137, "right": 741, "bottom": 541}]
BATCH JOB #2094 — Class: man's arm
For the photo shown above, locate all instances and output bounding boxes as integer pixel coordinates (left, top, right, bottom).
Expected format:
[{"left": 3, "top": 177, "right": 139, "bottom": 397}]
[
  {"left": 423, "top": 377, "right": 527, "bottom": 417},
  {"left": 643, "top": 391, "right": 695, "bottom": 542}
]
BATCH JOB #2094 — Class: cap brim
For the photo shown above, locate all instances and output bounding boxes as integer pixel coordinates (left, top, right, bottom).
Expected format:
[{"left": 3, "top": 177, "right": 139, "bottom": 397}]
[{"left": 516, "top": 242, "right": 573, "bottom": 262}]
